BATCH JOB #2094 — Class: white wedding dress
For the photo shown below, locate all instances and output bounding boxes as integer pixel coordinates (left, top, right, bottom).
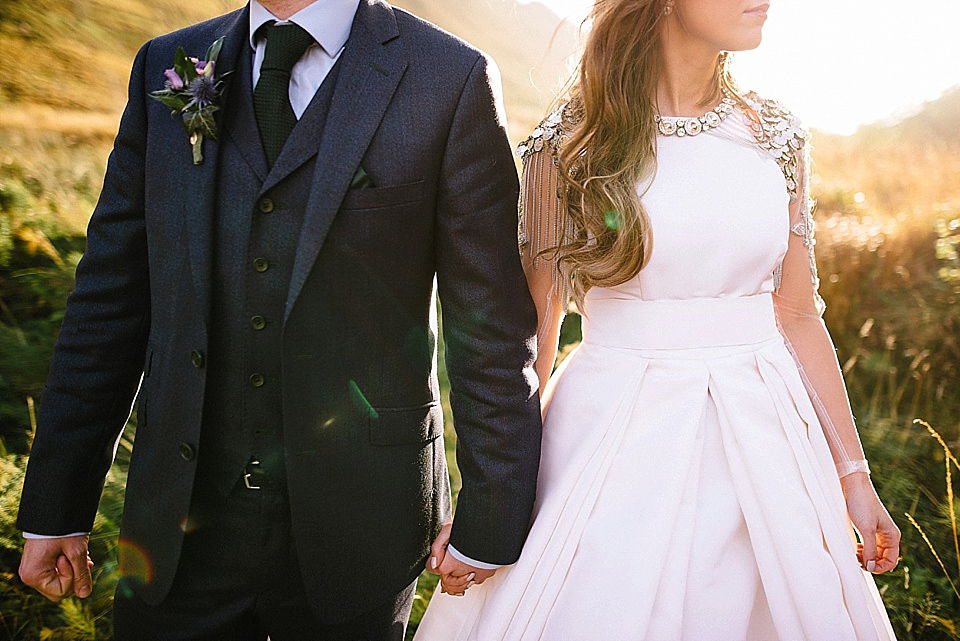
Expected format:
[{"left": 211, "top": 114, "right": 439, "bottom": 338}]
[{"left": 415, "top": 95, "right": 897, "bottom": 641}]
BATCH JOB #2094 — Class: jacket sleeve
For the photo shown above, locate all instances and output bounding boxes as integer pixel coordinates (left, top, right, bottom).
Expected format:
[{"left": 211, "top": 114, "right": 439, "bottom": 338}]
[
  {"left": 434, "top": 53, "right": 543, "bottom": 565},
  {"left": 17, "top": 41, "right": 153, "bottom": 535}
]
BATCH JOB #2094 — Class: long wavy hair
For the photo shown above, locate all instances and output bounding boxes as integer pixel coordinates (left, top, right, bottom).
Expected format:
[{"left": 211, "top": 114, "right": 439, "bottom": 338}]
[{"left": 553, "top": 0, "right": 741, "bottom": 307}]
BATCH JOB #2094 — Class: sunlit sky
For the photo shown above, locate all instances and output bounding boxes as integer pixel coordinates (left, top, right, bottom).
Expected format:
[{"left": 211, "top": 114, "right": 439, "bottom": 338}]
[{"left": 521, "top": 0, "right": 960, "bottom": 134}]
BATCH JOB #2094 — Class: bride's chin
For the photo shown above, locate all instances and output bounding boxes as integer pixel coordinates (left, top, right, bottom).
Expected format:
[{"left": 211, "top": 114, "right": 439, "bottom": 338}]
[{"left": 726, "top": 33, "right": 764, "bottom": 52}]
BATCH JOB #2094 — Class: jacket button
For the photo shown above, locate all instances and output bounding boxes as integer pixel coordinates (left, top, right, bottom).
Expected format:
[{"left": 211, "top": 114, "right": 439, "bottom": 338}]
[
  {"left": 179, "top": 443, "right": 196, "bottom": 461},
  {"left": 253, "top": 258, "right": 269, "bottom": 273},
  {"left": 249, "top": 373, "right": 265, "bottom": 388},
  {"left": 257, "top": 197, "right": 275, "bottom": 213},
  {"left": 190, "top": 350, "right": 205, "bottom": 368},
  {"left": 250, "top": 315, "right": 266, "bottom": 330}
]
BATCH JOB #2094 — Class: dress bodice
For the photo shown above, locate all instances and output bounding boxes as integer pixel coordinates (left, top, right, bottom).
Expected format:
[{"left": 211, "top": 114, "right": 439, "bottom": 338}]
[
  {"left": 517, "top": 92, "right": 821, "bottom": 314},
  {"left": 589, "top": 110, "right": 790, "bottom": 305}
]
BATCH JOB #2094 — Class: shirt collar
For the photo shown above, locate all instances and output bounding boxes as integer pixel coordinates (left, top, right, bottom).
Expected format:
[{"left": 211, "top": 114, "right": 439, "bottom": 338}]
[{"left": 249, "top": 0, "right": 360, "bottom": 57}]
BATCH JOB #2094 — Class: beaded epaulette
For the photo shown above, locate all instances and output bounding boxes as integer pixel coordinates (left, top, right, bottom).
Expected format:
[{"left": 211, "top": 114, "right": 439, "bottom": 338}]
[
  {"left": 744, "top": 93, "right": 824, "bottom": 313},
  {"left": 743, "top": 92, "right": 808, "bottom": 203},
  {"left": 517, "top": 102, "right": 579, "bottom": 162},
  {"left": 516, "top": 103, "right": 578, "bottom": 253}
]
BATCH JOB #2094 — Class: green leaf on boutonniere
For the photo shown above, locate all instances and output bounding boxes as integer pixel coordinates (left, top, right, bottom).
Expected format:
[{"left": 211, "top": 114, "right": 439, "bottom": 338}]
[
  {"left": 151, "top": 92, "right": 188, "bottom": 111},
  {"left": 173, "top": 47, "right": 198, "bottom": 83},
  {"left": 182, "top": 106, "right": 219, "bottom": 142},
  {"left": 205, "top": 37, "right": 224, "bottom": 65}
]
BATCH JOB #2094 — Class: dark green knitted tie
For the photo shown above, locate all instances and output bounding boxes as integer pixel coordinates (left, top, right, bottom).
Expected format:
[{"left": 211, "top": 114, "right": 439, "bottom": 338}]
[{"left": 254, "top": 22, "right": 315, "bottom": 167}]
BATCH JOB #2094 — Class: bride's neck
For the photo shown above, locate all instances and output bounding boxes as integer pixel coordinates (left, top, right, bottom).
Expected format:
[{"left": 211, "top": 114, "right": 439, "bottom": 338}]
[{"left": 656, "top": 33, "right": 722, "bottom": 117}]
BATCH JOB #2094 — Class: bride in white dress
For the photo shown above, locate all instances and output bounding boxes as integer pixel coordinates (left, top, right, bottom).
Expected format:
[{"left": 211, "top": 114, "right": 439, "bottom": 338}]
[{"left": 415, "top": 0, "right": 900, "bottom": 638}]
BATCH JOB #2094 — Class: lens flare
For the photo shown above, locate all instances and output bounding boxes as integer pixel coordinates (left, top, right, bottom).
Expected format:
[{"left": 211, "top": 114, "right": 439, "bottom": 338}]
[
  {"left": 349, "top": 380, "right": 379, "bottom": 420},
  {"left": 117, "top": 538, "right": 154, "bottom": 589}
]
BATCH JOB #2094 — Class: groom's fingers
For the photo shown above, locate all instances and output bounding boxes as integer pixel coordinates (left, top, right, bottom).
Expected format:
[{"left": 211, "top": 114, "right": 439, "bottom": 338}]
[
  {"left": 471, "top": 567, "right": 496, "bottom": 585},
  {"left": 436, "top": 552, "right": 464, "bottom": 578},
  {"left": 20, "top": 539, "right": 67, "bottom": 600},
  {"left": 20, "top": 536, "right": 93, "bottom": 601},
  {"left": 437, "top": 555, "right": 497, "bottom": 585},
  {"left": 442, "top": 572, "right": 474, "bottom": 587},
  {"left": 64, "top": 539, "right": 94, "bottom": 598},
  {"left": 55, "top": 554, "right": 75, "bottom": 595}
]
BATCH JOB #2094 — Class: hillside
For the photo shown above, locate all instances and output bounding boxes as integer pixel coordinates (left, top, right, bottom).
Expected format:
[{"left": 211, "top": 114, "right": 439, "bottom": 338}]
[
  {"left": 811, "top": 86, "right": 960, "bottom": 216},
  {"left": 2, "top": 0, "right": 957, "bottom": 226},
  {"left": 0, "top": 0, "right": 239, "bottom": 113},
  {"left": 393, "top": 0, "right": 578, "bottom": 134},
  {"left": 0, "top": 0, "right": 580, "bottom": 233},
  {"left": 0, "top": 0, "right": 578, "bottom": 141}
]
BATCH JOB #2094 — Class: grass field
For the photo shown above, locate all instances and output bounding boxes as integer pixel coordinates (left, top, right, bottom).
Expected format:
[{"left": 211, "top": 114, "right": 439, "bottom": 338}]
[{"left": 1, "top": 0, "right": 959, "bottom": 638}]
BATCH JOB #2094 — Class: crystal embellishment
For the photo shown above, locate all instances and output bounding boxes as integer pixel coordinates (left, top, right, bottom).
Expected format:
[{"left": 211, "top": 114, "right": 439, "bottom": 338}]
[
  {"left": 655, "top": 97, "right": 736, "bottom": 137},
  {"left": 743, "top": 92, "right": 808, "bottom": 203},
  {"left": 517, "top": 103, "right": 577, "bottom": 162}
]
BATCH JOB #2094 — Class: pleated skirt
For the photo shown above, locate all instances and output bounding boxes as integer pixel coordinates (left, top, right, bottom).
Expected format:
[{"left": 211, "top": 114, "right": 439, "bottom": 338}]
[{"left": 415, "top": 294, "right": 896, "bottom": 641}]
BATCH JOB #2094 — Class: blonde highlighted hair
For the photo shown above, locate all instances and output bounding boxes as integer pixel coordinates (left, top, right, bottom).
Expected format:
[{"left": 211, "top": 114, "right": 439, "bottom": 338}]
[{"left": 551, "top": 0, "right": 742, "bottom": 307}]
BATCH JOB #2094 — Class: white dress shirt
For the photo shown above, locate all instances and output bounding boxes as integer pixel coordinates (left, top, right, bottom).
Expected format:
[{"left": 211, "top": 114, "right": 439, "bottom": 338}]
[{"left": 29, "top": 0, "right": 499, "bottom": 572}]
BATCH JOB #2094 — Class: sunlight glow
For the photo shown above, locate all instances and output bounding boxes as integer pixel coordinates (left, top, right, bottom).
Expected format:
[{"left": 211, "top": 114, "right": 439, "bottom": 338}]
[{"left": 521, "top": 0, "right": 960, "bottom": 133}]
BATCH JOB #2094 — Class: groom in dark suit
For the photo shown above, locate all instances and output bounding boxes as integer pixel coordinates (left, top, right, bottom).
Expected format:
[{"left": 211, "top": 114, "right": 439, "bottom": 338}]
[{"left": 16, "top": 0, "right": 542, "bottom": 638}]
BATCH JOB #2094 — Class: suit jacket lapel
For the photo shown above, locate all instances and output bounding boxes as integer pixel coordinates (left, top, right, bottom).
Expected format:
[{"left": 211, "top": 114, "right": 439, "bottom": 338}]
[
  {"left": 284, "top": 0, "right": 408, "bottom": 322},
  {"left": 223, "top": 42, "right": 269, "bottom": 181},
  {"left": 182, "top": 7, "right": 250, "bottom": 323}
]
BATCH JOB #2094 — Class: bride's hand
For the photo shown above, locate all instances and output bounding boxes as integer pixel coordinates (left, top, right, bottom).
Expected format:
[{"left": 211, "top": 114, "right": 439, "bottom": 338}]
[
  {"left": 841, "top": 473, "right": 900, "bottom": 574},
  {"left": 427, "top": 521, "right": 453, "bottom": 577},
  {"left": 425, "top": 521, "right": 496, "bottom": 595}
]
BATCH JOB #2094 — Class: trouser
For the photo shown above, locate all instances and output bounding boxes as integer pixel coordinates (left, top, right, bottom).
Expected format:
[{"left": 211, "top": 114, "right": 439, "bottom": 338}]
[{"left": 113, "top": 469, "right": 416, "bottom": 641}]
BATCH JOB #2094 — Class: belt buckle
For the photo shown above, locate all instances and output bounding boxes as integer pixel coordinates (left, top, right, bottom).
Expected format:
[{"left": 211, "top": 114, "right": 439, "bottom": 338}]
[{"left": 243, "top": 459, "right": 263, "bottom": 490}]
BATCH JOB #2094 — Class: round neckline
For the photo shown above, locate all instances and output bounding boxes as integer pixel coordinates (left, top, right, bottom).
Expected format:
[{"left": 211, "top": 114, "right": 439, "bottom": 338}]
[{"left": 654, "top": 97, "right": 736, "bottom": 137}]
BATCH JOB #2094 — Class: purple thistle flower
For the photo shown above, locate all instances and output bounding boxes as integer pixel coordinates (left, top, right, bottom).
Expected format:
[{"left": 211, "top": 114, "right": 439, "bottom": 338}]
[
  {"left": 164, "top": 68, "right": 184, "bottom": 90},
  {"left": 187, "top": 76, "right": 218, "bottom": 108}
]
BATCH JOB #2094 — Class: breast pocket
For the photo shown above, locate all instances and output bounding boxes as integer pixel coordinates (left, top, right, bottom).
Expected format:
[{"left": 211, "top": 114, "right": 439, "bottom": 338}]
[{"left": 340, "top": 180, "right": 424, "bottom": 212}]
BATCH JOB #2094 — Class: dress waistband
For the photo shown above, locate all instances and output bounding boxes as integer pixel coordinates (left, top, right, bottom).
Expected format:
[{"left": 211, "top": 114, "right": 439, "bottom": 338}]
[{"left": 581, "top": 293, "right": 780, "bottom": 351}]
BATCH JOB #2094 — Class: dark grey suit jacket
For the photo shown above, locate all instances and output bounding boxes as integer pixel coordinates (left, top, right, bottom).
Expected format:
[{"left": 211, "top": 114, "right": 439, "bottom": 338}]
[{"left": 18, "top": 0, "right": 542, "bottom": 617}]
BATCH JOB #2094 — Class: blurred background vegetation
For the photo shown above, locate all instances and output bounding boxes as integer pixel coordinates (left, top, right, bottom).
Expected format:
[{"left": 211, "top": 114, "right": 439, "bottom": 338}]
[{"left": 1, "top": 0, "right": 958, "bottom": 639}]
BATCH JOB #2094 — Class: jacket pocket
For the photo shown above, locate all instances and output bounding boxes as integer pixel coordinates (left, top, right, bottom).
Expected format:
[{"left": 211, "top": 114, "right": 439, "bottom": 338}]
[
  {"left": 340, "top": 180, "right": 424, "bottom": 211},
  {"left": 368, "top": 401, "right": 442, "bottom": 446}
]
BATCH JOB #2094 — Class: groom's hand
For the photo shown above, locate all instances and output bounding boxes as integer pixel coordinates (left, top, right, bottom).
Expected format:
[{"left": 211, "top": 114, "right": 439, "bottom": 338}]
[
  {"left": 426, "top": 522, "right": 496, "bottom": 595},
  {"left": 437, "top": 555, "right": 495, "bottom": 595},
  {"left": 20, "top": 535, "right": 94, "bottom": 600}
]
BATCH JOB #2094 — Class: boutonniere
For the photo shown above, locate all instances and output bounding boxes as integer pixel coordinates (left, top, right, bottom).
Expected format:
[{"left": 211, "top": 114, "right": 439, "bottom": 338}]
[{"left": 150, "top": 37, "right": 230, "bottom": 165}]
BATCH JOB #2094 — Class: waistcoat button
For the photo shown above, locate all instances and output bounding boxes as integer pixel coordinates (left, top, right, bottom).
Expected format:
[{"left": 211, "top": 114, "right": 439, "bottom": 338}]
[{"left": 179, "top": 443, "right": 196, "bottom": 461}]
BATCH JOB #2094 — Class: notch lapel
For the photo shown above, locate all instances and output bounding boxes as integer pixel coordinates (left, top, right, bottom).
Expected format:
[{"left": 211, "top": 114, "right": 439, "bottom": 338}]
[
  {"left": 283, "top": 0, "right": 407, "bottom": 323},
  {"left": 181, "top": 7, "right": 250, "bottom": 323},
  {"left": 223, "top": 42, "right": 269, "bottom": 181}
]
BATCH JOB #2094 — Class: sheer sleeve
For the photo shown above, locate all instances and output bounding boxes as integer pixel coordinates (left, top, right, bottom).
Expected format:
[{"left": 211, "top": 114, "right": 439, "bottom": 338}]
[
  {"left": 517, "top": 108, "right": 571, "bottom": 394},
  {"left": 772, "top": 131, "right": 870, "bottom": 478}
]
